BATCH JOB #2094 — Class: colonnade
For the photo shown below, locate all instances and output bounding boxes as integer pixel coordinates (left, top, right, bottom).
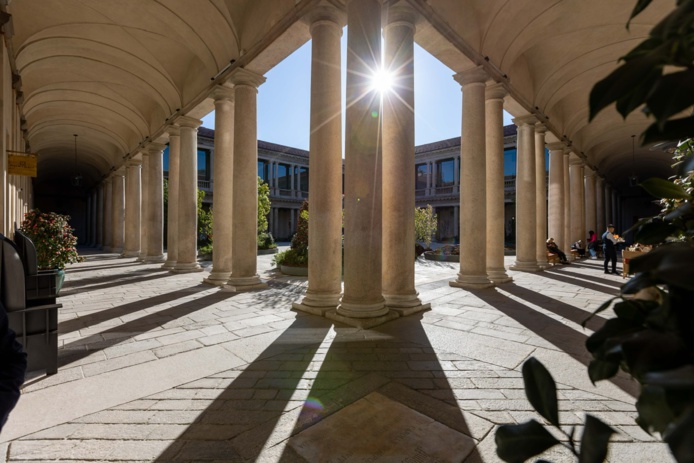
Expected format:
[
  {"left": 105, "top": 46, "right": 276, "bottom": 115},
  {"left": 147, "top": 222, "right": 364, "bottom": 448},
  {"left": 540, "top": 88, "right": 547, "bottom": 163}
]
[{"left": 79, "top": 0, "right": 625, "bottom": 329}]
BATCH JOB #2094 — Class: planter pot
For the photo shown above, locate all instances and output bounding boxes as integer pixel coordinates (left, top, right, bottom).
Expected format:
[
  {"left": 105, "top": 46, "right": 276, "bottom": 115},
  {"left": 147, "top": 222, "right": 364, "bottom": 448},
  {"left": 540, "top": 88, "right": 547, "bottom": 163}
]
[
  {"left": 423, "top": 251, "right": 459, "bottom": 263},
  {"left": 280, "top": 264, "right": 308, "bottom": 276},
  {"left": 258, "top": 248, "right": 278, "bottom": 255}
]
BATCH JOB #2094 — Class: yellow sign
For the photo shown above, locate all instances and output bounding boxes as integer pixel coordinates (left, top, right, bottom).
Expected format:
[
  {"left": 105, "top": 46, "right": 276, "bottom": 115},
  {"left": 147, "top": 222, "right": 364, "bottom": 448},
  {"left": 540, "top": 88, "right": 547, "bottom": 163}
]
[{"left": 8, "top": 152, "right": 37, "bottom": 177}]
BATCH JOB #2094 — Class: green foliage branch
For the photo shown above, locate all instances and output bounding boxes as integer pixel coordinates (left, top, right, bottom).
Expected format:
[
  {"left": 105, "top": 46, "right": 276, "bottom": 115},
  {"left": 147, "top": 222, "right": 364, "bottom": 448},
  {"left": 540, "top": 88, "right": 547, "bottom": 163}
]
[
  {"left": 414, "top": 205, "right": 437, "bottom": 248},
  {"left": 20, "top": 209, "right": 85, "bottom": 270}
]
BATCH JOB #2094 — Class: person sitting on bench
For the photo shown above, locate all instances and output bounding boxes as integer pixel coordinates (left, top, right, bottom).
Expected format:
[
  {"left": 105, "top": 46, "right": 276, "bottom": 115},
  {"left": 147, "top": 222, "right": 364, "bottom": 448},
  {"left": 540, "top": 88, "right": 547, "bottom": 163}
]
[{"left": 546, "top": 238, "right": 569, "bottom": 264}]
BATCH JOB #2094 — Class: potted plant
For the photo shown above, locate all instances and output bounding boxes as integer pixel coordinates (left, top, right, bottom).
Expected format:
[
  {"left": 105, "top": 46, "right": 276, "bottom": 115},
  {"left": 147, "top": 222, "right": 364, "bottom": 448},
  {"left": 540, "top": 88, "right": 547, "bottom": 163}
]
[{"left": 19, "top": 209, "right": 85, "bottom": 292}]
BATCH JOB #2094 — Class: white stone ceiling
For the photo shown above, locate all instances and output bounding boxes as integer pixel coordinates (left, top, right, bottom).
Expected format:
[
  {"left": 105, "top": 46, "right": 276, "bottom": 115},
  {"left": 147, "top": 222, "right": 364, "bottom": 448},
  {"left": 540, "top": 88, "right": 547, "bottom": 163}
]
[{"left": 6, "top": 0, "right": 675, "bottom": 191}]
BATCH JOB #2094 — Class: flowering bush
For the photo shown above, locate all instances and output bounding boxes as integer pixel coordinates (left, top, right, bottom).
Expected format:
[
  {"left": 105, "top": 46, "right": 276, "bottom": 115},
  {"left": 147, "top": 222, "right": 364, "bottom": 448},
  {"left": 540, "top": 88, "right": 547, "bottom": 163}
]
[{"left": 19, "top": 209, "right": 85, "bottom": 270}]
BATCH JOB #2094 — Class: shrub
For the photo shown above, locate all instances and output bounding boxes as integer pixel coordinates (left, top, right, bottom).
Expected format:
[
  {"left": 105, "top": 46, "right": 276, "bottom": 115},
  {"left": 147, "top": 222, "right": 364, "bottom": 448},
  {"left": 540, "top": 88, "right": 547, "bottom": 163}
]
[
  {"left": 273, "top": 248, "right": 307, "bottom": 267},
  {"left": 415, "top": 205, "right": 437, "bottom": 248},
  {"left": 19, "top": 209, "right": 85, "bottom": 270}
]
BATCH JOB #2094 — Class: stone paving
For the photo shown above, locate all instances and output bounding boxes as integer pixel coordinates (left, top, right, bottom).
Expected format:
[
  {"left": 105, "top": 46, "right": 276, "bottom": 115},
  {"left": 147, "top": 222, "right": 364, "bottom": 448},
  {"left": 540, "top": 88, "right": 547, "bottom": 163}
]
[{"left": 1, "top": 250, "right": 673, "bottom": 462}]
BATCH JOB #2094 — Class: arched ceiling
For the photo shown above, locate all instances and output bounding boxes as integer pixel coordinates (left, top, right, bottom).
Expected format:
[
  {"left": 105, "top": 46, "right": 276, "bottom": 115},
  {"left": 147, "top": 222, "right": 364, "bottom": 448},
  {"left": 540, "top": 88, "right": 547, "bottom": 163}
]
[{"left": 6, "top": 0, "right": 678, "bottom": 194}]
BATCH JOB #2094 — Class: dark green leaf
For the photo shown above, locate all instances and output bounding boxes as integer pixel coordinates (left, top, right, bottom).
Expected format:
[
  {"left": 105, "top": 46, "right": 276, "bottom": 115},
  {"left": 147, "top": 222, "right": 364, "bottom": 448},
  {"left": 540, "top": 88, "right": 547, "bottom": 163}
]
[
  {"left": 613, "top": 299, "right": 648, "bottom": 323},
  {"left": 582, "top": 297, "right": 617, "bottom": 328},
  {"left": 634, "top": 220, "right": 679, "bottom": 244},
  {"left": 621, "top": 330, "right": 690, "bottom": 378},
  {"left": 586, "top": 317, "right": 641, "bottom": 355},
  {"left": 578, "top": 415, "right": 616, "bottom": 463},
  {"left": 588, "top": 360, "right": 620, "bottom": 384},
  {"left": 646, "top": 70, "right": 694, "bottom": 124},
  {"left": 664, "top": 409, "right": 694, "bottom": 462},
  {"left": 639, "top": 178, "right": 692, "bottom": 200},
  {"left": 620, "top": 273, "right": 658, "bottom": 295},
  {"left": 616, "top": 69, "right": 661, "bottom": 118},
  {"left": 636, "top": 385, "right": 675, "bottom": 434},
  {"left": 522, "top": 358, "right": 560, "bottom": 427},
  {"left": 589, "top": 56, "right": 662, "bottom": 121},
  {"left": 664, "top": 202, "right": 692, "bottom": 221},
  {"left": 642, "top": 115, "right": 694, "bottom": 145},
  {"left": 643, "top": 365, "right": 694, "bottom": 388},
  {"left": 627, "top": 0, "right": 654, "bottom": 28},
  {"left": 495, "top": 420, "right": 560, "bottom": 463}
]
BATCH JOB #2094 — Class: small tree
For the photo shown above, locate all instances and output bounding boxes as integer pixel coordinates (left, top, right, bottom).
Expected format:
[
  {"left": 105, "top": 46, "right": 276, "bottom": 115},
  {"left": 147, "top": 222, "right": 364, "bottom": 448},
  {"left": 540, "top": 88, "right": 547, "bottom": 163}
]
[
  {"left": 257, "top": 177, "right": 275, "bottom": 249},
  {"left": 415, "top": 205, "right": 437, "bottom": 248}
]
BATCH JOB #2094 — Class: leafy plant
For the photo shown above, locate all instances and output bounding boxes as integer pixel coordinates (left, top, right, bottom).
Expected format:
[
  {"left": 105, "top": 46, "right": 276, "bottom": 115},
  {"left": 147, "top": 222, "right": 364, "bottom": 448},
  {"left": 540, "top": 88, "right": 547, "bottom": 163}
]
[
  {"left": 19, "top": 209, "right": 85, "bottom": 270},
  {"left": 290, "top": 200, "right": 309, "bottom": 260},
  {"left": 257, "top": 177, "right": 275, "bottom": 250},
  {"left": 589, "top": 0, "right": 694, "bottom": 144},
  {"left": 415, "top": 204, "right": 437, "bottom": 248},
  {"left": 273, "top": 248, "right": 307, "bottom": 267}
]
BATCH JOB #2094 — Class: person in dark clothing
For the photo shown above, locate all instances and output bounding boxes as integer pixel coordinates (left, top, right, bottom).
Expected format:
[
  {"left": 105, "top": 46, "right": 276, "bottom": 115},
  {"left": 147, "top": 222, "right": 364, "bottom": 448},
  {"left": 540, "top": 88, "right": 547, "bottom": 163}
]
[
  {"left": 546, "top": 238, "right": 569, "bottom": 263},
  {"left": 0, "top": 301, "right": 27, "bottom": 434},
  {"left": 602, "top": 224, "right": 620, "bottom": 274}
]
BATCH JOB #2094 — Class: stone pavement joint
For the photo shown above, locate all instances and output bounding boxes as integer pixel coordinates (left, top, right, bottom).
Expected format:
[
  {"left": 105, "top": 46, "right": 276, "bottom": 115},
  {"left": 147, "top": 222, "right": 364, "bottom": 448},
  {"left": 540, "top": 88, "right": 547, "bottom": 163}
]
[{"left": 1, "top": 251, "right": 672, "bottom": 462}]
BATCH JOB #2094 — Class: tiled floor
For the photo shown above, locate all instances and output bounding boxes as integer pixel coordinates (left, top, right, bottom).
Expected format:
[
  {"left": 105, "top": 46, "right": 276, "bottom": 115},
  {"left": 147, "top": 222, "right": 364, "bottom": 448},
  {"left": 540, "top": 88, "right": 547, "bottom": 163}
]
[{"left": 1, "top": 250, "right": 672, "bottom": 462}]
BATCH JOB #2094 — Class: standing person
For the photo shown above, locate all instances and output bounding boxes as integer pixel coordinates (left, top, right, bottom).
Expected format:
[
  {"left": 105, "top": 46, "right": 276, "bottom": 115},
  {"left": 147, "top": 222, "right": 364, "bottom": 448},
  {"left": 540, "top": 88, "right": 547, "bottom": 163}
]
[
  {"left": 587, "top": 230, "right": 598, "bottom": 259},
  {"left": 0, "top": 301, "right": 27, "bottom": 433},
  {"left": 602, "top": 224, "right": 619, "bottom": 274}
]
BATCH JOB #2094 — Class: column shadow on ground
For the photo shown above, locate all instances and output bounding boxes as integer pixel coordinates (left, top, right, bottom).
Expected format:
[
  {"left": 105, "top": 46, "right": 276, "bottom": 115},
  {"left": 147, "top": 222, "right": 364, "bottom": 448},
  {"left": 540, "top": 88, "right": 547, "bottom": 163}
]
[
  {"left": 472, "top": 287, "right": 638, "bottom": 398},
  {"left": 58, "top": 287, "right": 236, "bottom": 367},
  {"left": 537, "top": 269, "right": 623, "bottom": 294},
  {"left": 61, "top": 268, "right": 172, "bottom": 294},
  {"left": 151, "top": 314, "right": 483, "bottom": 462},
  {"left": 65, "top": 261, "right": 146, "bottom": 274}
]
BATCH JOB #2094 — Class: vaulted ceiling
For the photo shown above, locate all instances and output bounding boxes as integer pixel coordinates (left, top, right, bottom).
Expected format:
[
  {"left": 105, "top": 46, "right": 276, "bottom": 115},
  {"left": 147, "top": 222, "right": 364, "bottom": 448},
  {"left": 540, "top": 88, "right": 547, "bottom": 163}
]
[{"left": 5, "top": 0, "right": 676, "bottom": 193}]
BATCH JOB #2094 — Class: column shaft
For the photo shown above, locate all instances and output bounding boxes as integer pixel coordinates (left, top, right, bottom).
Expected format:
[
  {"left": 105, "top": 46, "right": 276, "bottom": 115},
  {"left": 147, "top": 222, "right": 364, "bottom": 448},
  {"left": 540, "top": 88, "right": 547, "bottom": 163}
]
[
  {"left": 103, "top": 179, "right": 113, "bottom": 251},
  {"left": 605, "top": 184, "right": 613, "bottom": 225},
  {"left": 205, "top": 89, "right": 235, "bottom": 285},
  {"left": 485, "top": 83, "right": 511, "bottom": 284},
  {"left": 510, "top": 116, "right": 540, "bottom": 271},
  {"left": 569, "top": 153, "right": 585, "bottom": 247},
  {"left": 112, "top": 170, "right": 125, "bottom": 253},
  {"left": 336, "top": 0, "right": 389, "bottom": 321},
  {"left": 225, "top": 69, "right": 267, "bottom": 290},
  {"left": 596, "top": 177, "right": 605, "bottom": 233},
  {"left": 547, "top": 144, "right": 565, "bottom": 252},
  {"left": 97, "top": 185, "right": 104, "bottom": 248},
  {"left": 562, "top": 152, "right": 571, "bottom": 254},
  {"left": 122, "top": 160, "right": 141, "bottom": 257},
  {"left": 584, "top": 168, "right": 597, "bottom": 237},
  {"left": 535, "top": 124, "right": 548, "bottom": 268},
  {"left": 174, "top": 117, "right": 203, "bottom": 273},
  {"left": 146, "top": 143, "right": 165, "bottom": 262},
  {"left": 138, "top": 153, "right": 150, "bottom": 261},
  {"left": 163, "top": 128, "right": 181, "bottom": 269},
  {"left": 294, "top": 7, "right": 344, "bottom": 312}
]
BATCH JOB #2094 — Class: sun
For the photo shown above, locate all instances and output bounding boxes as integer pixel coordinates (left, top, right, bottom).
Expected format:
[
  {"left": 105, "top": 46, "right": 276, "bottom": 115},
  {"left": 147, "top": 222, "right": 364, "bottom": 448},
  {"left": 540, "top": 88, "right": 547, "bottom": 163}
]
[{"left": 370, "top": 68, "right": 394, "bottom": 94}]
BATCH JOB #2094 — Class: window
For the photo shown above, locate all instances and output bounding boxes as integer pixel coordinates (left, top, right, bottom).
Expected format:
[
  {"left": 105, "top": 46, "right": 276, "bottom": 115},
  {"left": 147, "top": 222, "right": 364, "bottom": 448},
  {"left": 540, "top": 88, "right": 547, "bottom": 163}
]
[
  {"left": 277, "top": 163, "right": 290, "bottom": 190},
  {"left": 163, "top": 145, "right": 170, "bottom": 178},
  {"left": 198, "top": 149, "right": 210, "bottom": 180},
  {"left": 504, "top": 148, "right": 517, "bottom": 176},
  {"left": 299, "top": 166, "right": 309, "bottom": 192},
  {"left": 258, "top": 160, "right": 269, "bottom": 182},
  {"left": 415, "top": 163, "right": 427, "bottom": 190},
  {"left": 436, "top": 158, "right": 455, "bottom": 187}
]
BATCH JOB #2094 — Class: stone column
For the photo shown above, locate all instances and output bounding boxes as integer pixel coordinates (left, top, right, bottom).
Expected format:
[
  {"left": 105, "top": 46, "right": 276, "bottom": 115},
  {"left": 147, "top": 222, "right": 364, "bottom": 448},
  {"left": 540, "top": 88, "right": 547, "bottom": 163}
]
[
  {"left": 112, "top": 168, "right": 125, "bottom": 254},
  {"left": 485, "top": 82, "right": 511, "bottom": 284},
  {"left": 205, "top": 86, "right": 236, "bottom": 285},
  {"left": 381, "top": 5, "right": 428, "bottom": 311},
  {"left": 562, "top": 152, "right": 571, "bottom": 254},
  {"left": 146, "top": 142, "right": 166, "bottom": 262},
  {"left": 163, "top": 127, "right": 181, "bottom": 269},
  {"left": 605, "top": 184, "right": 613, "bottom": 227},
  {"left": 97, "top": 184, "right": 104, "bottom": 248},
  {"left": 569, "top": 152, "right": 584, "bottom": 247},
  {"left": 584, "top": 167, "right": 597, "bottom": 236},
  {"left": 224, "top": 69, "right": 267, "bottom": 291},
  {"left": 510, "top": 115, "right": 540, "bottom": 272},
  {"left": 103, "top": 177, "right": 113, "bottom": 252},
  {"left": 547, "top": 143, "right": 565, "bottom": 251},
  {"left": 334, "top": 0, "right": 393, "bottom": 326},
  {"left": 294, "top": 5, "right": 345, "bottom": 313},
  {"left": 122, "top": 159, "right": 142, "bottom": 257},
  {"left": 450, "top": 66, "right": 492, "bottom": 288},
  {"left": 86, "top": 194, "right": 92, "bottom": 246},
  {"left": 596, "top": 176, "right": 605, "bottom": 233},
  {"left": 91, "top": 190, "right": 97, "bottom": 246},
  {"left": 138, "top": 152, "right": 150, "bottom": 261},
  {"left": 174, "top": 116, "right": 203, "bottom": 273},
  {"left": 534, "top": 123, "right": 548, "bottom": 269}
]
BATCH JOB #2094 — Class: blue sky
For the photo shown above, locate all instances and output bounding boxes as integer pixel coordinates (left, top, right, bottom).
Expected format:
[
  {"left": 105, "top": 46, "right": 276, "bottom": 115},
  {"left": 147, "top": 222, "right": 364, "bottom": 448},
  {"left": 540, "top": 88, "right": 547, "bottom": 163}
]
[{"left": 201, "top": 30, "right": 514, "bottom": 150}]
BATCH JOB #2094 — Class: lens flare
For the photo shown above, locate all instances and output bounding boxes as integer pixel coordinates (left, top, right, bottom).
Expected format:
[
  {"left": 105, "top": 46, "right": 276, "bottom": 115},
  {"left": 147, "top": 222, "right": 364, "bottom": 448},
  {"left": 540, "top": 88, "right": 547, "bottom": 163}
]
[{"left": 370, "top": 68, "right": 394, "bottom": 94}]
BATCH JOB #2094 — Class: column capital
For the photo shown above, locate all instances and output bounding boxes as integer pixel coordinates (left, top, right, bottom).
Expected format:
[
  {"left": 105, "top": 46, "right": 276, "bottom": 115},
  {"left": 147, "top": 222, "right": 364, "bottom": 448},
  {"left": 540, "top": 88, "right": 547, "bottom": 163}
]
[
  {"left": 584, "top": 166, "right": 596, "bottom": 178},
  {"left": 177, "top": 115, "right": 202, "bottom": 129},
  {"left": 147, "top": 142, "right": 167, "bottom": 155},
  {"left": 569, "top": 152, "right": 584, "bottom": 166},
  {"left": 114, "top": 166, "right": 126, "bottom": 176},
  {"left": 512, "top": 114, "right": 538, "bottom": 126},
  {"left": 166, "top": 125, "right": 181, "bottom": 137},
  {"left": 304, "top": 4, "right": 345, "bottom": 30},
  {"left": 546, "top": 142, "right": 566, "bottom": 151},
  {"left": 229, "top": 67, "right": 266, "bottom": 89},
  {"left": 125, "top": 158, "right": 142, "bottom": 167},
  {"left": 485, "top": 82, "right": 506, "bottom": 101},
  {"left": 534, "top": 122, "right": 548, "bottom": 134},
  {"left": 453, "top": 65, "right": 489, "bottom": 87},
  {"left": 211, "top": 84, "right": 235, "bottom": 102},
  {"left": 384, "top": 4, "right": 416, "bottom": 31}
]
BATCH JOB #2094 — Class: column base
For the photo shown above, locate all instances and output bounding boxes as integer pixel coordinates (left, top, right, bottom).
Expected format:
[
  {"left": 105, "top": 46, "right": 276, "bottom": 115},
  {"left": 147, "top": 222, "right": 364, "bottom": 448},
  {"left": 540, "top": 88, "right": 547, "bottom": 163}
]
[
  {"left": 487, "top": 268, "right": 513, "bottom": 285},
  {"left": 121, "top": 250, "right": 140, "bottom": 258},
  {"left": 449, "top": 273, "right": 493, "bottom": 290},
  {"left": 223, "top": 275, "right": 268, "bottom": 292},
  {"left": 103, "top": 246, "right": 112, "bottom": 253},
  {"left": 326, "top": 309, "right": 399, "bottom": 329},
  {"left": 204, "top": 271, "right": 231, "bottom": 286},
  {"left": 383, "top": 293, "right": 431, "bottom": 317},
  {"left": 145, "top": 254, "right": 166, "bottom": 263},
  {"left": 172, "top": 262, "right": 203, "bottom": 273},
  {"left": 510, "top": 260, "right": 541, "bottom": 272},
  {"left": 537, "top": 261, "right": 551, "bottom": 270},
  {"left": 293, "top": 291, "right": 341, "bottom": 316},
  {"left": 336, "top": 298, "right": 388, "bottom": 319},
  {"left": 161, "top": 259, "right": 177, "bottom": 270}
]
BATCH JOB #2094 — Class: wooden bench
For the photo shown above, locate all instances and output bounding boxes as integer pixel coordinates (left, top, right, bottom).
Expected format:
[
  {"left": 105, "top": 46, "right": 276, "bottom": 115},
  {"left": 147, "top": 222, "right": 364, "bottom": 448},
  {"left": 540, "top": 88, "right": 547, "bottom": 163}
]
[
  {"left": 570, "top": 249, "right": 580, "bottom": 260},
  {"left": 547, "top": 252, "right": 560, "bottom": 265}
]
